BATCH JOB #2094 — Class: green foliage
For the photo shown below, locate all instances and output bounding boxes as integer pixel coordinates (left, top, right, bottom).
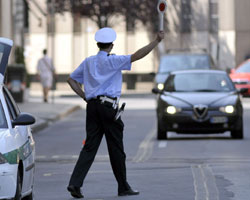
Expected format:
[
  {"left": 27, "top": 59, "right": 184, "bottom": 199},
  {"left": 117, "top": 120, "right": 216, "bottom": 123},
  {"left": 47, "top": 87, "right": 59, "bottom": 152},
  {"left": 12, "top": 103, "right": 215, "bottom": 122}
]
[
  {"left": 49, "top": 0, "right": 166, "bottom": 33},
  {"left": 15, "top": 46, "right": 25, "bottom": 64},
  {"left": 14, "top": 46, "right": 32, "bottom": 88}
]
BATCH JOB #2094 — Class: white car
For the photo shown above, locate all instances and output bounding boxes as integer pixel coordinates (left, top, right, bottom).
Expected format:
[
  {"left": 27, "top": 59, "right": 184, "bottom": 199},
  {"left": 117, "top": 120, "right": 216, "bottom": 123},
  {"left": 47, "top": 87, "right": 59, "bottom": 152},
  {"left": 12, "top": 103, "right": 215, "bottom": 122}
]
[{"left": 0, "top": 38, "right": 35, "bottom": 199}]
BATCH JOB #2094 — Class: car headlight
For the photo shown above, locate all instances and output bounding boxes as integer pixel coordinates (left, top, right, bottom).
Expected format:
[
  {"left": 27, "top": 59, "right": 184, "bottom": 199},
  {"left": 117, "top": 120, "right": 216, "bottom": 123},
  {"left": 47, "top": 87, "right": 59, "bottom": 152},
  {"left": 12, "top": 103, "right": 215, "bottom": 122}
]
[
  {"left": 219, "top": 105, "right": 235, "bottom": 114},
  {"left": 165, "top": 106, "right": 181, "bottom": 114},
  {"left": 0, "top": 153, "right": 7, "bottom": 164},
  {"left": 157, "top": 83, "right": 164, "bottom": 90}
]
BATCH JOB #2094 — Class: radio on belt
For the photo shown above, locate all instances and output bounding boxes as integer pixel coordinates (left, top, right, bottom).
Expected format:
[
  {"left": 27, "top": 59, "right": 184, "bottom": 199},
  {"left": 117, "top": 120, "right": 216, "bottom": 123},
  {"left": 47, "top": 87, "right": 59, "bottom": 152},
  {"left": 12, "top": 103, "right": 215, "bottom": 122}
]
[{"left": 114, "top": 103, "right": 126, "bottom": 121}]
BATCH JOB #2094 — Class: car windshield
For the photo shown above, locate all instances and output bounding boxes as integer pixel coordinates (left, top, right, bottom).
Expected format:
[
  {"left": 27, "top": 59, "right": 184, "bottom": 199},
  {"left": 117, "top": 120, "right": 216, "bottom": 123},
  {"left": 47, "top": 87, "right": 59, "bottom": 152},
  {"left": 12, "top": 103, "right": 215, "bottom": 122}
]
[
  {"left": 159, "top": 54, "right": 210, "bottom": 73},
  {"left": 236, "top": 61, "right": 250, "bottom": 73},
  {"left": 164, "top": 73, "right": 234, "bottom": 92},
  {"left": 0, "top": 100, "right": 7, "bottom": 128}
]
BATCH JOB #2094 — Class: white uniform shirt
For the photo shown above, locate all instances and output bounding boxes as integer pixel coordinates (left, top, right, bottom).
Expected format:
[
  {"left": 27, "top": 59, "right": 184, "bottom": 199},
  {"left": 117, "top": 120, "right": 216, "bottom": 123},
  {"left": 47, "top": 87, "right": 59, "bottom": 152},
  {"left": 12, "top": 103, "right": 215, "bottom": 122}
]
[{"left": 70, "top": 51, "right": 131, "bottom": 100}]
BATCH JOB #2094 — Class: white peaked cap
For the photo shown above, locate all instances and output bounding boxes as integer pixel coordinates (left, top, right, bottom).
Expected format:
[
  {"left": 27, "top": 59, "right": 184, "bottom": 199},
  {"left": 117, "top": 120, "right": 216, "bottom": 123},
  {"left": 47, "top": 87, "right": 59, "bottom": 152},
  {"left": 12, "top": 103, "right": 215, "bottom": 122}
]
[{"left": 95, "top": 27, "right": 117, "bottom": 43}]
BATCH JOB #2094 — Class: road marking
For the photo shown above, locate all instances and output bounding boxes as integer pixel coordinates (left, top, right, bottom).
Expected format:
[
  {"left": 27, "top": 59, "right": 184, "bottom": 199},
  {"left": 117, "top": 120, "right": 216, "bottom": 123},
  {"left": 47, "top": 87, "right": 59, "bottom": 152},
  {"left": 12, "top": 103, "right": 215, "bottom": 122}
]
[
  {"left": 132, "top": 126, "right": 155, "bottom": 163},
  {"left": 158, "top": 141, "right": 167, "bottom": 148},
  {"left": 90, "top": 199, "right": 104, "bottom": 200},
  {"left": 89, "top": 170, "right": 113, "bottom": 174},
  {"left": 43, "top": 173, "right": 52, "bottom": 177},
  {"left": 51, "top": 155, "right": 60, "bottom": 159},
  {"left": 243, "top": 102, "right": 250, "bottom": 109},
  {"left": 191, "top": 165, "right": 219, "bottom": 200},
  {"left": 36, "top": 154, "right": 109, "bottom": 162}
]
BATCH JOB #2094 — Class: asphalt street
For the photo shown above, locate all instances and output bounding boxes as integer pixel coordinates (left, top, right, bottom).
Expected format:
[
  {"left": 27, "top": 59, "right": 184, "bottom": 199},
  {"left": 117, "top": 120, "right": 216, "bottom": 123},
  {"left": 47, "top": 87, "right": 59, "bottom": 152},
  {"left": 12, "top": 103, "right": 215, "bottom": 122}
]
[{"left": 30, "top": 94, "right": 250, "bottom": 200}]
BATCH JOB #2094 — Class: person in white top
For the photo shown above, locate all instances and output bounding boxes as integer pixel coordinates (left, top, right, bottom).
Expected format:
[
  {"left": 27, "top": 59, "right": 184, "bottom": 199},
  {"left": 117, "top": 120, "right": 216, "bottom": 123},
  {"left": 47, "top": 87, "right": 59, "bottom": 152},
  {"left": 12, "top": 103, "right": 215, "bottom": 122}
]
[{"left": 36, "top": 49, "right": 55, "bottom": 102}]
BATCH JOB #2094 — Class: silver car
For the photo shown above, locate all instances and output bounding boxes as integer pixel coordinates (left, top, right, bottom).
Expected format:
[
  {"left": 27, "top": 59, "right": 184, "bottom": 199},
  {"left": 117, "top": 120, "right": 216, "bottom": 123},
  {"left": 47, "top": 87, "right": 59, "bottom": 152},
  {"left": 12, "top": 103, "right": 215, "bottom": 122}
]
[{"left": 0, "top": 38, "right": 35, "bottom": 200}]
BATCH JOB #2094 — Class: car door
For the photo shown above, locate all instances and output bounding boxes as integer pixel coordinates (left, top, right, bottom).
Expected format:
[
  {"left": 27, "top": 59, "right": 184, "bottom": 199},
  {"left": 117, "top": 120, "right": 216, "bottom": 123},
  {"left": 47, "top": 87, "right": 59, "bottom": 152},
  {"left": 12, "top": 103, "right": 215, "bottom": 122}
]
[{"left": 3, "top": 87, "right": 35, "bottom": 194}]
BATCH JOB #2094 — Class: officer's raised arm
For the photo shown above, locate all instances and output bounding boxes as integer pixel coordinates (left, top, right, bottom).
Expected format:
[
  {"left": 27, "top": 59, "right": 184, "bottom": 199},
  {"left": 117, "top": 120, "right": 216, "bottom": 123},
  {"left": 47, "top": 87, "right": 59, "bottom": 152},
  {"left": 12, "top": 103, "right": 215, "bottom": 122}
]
[{"left": 131, "top": 31, "right": 164, "bottom": 63}]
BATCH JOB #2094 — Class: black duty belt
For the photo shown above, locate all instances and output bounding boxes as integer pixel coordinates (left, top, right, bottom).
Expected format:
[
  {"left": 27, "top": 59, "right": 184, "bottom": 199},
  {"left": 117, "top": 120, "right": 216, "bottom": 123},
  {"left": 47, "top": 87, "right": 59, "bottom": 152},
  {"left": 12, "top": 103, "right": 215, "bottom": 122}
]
[
  {"left": 90, "top": 95, "right": 119, "bottom": 109},
  {"left": 89, "top": 95, "right": 126, "bottom": 121}
]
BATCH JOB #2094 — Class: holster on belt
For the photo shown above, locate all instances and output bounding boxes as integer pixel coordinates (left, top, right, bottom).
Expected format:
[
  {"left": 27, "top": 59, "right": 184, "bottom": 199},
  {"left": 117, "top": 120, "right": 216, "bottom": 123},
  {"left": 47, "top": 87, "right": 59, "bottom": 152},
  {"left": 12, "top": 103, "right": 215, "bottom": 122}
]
[{"left": 114, "top": 103, "right": 126, "bottom": 121}]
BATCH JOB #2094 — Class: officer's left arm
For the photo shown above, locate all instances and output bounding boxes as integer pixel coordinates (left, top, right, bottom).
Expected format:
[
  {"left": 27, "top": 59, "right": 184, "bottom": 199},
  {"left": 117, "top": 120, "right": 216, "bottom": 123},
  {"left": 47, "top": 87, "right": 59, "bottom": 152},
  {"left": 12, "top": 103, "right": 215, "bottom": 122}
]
[{"left": 67, "top": 77, "right": 87, "bottom": 102}]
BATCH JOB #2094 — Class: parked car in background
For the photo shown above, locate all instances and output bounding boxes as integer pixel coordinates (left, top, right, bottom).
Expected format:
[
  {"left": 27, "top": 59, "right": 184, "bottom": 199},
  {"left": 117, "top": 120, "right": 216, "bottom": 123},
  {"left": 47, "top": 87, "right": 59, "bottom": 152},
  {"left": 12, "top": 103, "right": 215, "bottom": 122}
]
[
  {"left": 153, "top": 49, "right": 215, "bottom": 91},
  {"left": 6, "top": 64, "right": 27, "bottom": 103},
  {"left": 0, "top": 38, "right": 36, "bottom": 199},
  {"left": 152, "top": 70, "right": 245, "bottom": 140},
  {"left": 230, "top": 59, "right": 250, "bottom": 96}
]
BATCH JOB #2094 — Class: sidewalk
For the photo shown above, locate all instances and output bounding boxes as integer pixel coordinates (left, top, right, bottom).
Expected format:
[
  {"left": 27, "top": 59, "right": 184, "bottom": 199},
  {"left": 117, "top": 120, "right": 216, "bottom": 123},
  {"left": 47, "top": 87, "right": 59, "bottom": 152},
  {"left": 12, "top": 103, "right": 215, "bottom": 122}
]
[
  {"left": 18, "top": 102, "right": 81, "bottom": 133},
  {"left": 29, "top": 82, "right": 154, "bottom": 97}
]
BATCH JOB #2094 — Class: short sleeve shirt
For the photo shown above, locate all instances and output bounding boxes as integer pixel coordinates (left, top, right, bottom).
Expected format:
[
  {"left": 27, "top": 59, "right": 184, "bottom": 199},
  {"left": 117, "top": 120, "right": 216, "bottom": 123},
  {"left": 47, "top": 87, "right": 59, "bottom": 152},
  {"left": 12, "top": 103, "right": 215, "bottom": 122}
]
[{"left": 70, "top": 51, "right": 131, "bottom": 100}]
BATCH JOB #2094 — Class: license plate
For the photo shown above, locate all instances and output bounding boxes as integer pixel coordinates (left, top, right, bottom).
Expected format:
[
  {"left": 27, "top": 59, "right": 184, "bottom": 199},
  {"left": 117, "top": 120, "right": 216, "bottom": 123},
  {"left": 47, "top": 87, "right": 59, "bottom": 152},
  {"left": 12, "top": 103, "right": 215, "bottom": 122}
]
[{"left": 210, "top": 116, "right": 228, "bottom": 123}]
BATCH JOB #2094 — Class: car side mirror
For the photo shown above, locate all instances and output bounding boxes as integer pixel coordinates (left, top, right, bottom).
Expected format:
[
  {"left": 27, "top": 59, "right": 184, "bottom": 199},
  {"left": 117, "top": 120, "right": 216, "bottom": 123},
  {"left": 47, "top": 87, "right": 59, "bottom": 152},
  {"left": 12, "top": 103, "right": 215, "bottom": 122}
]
[
  {"left": 237, "top": 88, "right": 248, "bottom": 94},
  {"left": 152, "top": 87, "right": 163, "bottom": 94},
  {"left": 12, "top": 113, "right": 36, "bottom": 127}
]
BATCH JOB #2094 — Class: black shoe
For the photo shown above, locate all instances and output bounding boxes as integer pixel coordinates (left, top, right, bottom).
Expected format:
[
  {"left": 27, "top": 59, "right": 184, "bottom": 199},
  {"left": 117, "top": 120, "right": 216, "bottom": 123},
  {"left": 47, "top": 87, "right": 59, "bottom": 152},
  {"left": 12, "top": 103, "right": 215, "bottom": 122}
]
[
  {"left": 118, "top": 188, "right": 140, "bottom": 196},
  {"left": 67, "top": 185, "right": 84, "bottom": 199}
]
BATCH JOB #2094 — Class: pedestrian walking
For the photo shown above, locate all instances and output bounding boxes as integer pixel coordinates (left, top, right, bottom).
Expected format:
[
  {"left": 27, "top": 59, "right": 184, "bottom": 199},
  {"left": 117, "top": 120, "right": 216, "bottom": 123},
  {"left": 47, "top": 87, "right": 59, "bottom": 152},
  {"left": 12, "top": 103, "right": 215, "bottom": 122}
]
[
  {"left": 67, "top": 27, "right": 164, "bottom": 199},
  {"left": 36, "top": 49, "right": 56, "bottom": 102}
]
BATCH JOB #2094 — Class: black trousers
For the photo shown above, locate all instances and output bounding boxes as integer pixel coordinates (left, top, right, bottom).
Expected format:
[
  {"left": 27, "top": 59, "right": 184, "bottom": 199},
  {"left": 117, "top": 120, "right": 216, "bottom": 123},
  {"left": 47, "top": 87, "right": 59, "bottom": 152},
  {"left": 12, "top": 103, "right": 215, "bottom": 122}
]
[{"left": 69, "top": 100, "right": 130, "bottom": 192}]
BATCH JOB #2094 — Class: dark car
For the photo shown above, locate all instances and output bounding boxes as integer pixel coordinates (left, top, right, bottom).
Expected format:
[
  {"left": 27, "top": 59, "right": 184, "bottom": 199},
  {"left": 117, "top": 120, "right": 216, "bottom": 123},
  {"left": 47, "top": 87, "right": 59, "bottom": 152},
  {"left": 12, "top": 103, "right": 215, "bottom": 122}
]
[
  {"left": 154, "top": 51, "right": 215, "bottom": 91},
  {"left": 153, "top": 70, "right": 245, "bottom": 140}
]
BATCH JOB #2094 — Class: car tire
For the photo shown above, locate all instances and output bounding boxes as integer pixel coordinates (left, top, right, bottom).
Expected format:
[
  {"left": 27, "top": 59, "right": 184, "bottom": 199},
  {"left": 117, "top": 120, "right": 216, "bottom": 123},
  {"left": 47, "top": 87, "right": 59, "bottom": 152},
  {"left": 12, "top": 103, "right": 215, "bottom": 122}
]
[
  {"left": 231, "top": 129, "right": 243, "bottom": 139},
  {"left": 231, "top": 117, "right": 243, "bottom": 139},
  {"left": 157, "top": 121, "right": 167, "bottom": 140},
  {"left": 13, "top": 171, "right": 22, "bottom": 200}
]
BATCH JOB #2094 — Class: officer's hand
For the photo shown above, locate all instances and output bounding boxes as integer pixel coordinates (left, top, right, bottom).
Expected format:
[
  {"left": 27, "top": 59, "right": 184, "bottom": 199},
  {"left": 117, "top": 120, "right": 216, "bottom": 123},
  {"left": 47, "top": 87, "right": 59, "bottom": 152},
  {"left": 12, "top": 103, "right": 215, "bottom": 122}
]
[{"left": 156, "top": 31, "right": 164, "bottom": 42}]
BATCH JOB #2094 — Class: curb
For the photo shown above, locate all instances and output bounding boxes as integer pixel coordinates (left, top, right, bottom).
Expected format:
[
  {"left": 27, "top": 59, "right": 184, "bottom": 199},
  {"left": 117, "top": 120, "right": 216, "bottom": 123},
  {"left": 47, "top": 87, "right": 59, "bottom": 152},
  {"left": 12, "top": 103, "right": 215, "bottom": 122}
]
[{"left": 31, "top": 105, "right": 81, "bottom": 133}]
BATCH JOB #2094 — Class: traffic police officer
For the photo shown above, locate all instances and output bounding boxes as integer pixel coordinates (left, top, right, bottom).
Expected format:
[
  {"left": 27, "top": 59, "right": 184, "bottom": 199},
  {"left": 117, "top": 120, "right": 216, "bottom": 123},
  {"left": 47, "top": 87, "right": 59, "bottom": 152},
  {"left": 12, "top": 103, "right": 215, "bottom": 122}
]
[{"left": 67, "top": 27, "right": 164, "bottom": 198}]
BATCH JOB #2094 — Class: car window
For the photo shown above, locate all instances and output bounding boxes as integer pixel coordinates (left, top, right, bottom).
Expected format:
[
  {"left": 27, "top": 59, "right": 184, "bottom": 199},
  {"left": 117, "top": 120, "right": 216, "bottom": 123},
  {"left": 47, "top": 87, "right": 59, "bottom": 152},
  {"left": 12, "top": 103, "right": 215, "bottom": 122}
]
[
  {"left": 236, "top": 61, "right": 250, "bottom": 73},
  {"left": 3, "top": 87, "right": 20, "bottom": 120},
  {"left": 165, "top": 73, "right": 234, "bottom": 92},
  {"left": 159, "top": 55, "right": 210, "bottom": 73}
]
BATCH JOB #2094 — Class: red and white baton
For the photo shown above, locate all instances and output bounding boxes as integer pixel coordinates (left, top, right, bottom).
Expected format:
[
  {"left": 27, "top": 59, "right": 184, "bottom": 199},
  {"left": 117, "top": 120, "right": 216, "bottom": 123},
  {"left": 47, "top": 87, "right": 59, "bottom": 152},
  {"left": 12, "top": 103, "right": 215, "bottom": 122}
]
[{"left": 157, "top": 0, "right": 167, "bottom": 31}]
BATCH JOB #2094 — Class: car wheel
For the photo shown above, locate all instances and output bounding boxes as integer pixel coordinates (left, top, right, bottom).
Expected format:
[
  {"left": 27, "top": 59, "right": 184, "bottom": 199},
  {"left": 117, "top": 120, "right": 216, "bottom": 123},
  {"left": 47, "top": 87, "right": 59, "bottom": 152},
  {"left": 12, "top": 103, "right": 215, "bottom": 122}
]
[
  {"left": 157, "top": 121, "right": 167, "bottom": 140},
  {"left": 231, "top": 117, "right": 243, "bottom": 139},
  {"left": 231, "top": 129, "right": 243, "bottom": 139},
  {"left": 13, "top": 171, "right": 22, "bottom": 200}
]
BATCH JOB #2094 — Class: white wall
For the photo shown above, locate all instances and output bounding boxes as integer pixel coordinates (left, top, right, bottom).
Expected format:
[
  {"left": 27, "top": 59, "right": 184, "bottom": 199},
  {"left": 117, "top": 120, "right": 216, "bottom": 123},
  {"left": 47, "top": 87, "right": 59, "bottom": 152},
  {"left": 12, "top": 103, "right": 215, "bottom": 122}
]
[
  {"left": 25, "top": 2, "right": 155, "bottom": 75},
  {"left": 0, "top": 1, "right": 13, "bottom": 38}
]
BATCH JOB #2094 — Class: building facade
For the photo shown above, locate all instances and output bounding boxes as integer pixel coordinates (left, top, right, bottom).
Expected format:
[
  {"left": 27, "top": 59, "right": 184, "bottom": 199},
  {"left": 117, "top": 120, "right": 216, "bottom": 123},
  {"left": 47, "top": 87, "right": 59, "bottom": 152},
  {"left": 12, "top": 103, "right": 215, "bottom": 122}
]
[
  {"left": 25, "top": 0, "right": 155, "bottom": 85},
  {"left": 166, "top": 0, "right": 219, "bottom": 65},
  {"left": 0, "top": 0, "right": 14, "bottom": 63},
  {"left": 219, "top": 0, "right": 250, "bottom": 69},
  {"left": 2, "top": 0, "right": 250, "bottom": 86},
  {"left": 166, "top": 0, "right": 250, "bottom": 70},
  {"left": 0, "top": 1, "right": 13, "bottom": 39}
]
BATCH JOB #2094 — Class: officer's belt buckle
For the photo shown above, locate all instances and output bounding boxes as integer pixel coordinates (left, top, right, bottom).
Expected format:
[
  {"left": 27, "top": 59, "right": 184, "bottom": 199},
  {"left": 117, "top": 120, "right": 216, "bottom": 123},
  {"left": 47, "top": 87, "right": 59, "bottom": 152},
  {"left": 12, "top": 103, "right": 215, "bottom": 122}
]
[{"left": 99, "top": 96, "right": 119, "bottom": 109}]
